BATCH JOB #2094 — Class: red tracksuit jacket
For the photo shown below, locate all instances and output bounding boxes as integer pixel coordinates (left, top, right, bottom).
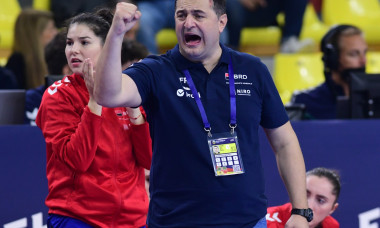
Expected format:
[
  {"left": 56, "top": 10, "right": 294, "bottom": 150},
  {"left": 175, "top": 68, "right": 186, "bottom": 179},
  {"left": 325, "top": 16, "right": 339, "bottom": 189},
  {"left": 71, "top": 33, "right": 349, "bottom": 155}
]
[{"left": 36, "top": 73, "right": 152, "bottom": 228}]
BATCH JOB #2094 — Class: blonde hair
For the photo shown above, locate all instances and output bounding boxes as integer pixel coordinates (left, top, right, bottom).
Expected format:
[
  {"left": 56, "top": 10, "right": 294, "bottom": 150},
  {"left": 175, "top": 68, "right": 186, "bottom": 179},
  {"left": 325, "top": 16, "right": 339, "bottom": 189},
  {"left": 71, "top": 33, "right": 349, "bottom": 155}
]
[{"left": 12, "top": 9, "right": 54, "bottom": 89}]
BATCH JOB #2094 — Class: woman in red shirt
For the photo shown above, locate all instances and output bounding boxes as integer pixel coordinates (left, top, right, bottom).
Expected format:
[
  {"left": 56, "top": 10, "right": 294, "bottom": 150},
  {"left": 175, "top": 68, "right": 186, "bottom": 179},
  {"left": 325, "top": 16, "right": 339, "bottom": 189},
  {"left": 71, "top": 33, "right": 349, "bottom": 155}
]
[
  {"left": 266, "top": 167, "right": 340, "bottom": 228},
  {"left": 36, "top": 7, "right": 151, "bottom": 228}
]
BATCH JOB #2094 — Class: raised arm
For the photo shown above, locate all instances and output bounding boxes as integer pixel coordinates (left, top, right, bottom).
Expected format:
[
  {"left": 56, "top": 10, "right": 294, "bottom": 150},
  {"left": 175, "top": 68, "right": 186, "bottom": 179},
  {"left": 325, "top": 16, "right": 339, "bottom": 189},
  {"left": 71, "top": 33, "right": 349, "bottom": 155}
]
[
  {"left": 264, "top": 121, "right": 309, "bottom": 227},
  {"left": 94, "top": 2, "right": 142, "bottom": 108}
]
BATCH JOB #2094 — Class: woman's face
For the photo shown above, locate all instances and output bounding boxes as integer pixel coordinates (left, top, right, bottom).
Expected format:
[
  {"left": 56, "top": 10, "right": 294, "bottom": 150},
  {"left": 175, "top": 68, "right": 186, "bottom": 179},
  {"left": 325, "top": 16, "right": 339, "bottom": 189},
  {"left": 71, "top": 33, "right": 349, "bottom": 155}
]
[
  {"left": 65, "top": 23, "right": 103, "bottom": 75},
  {"left": 307, "top": 175, "right": 339, "bottom": 228},
  {"left": 41, "top": 19, "right": 58, "bottom": 47}
]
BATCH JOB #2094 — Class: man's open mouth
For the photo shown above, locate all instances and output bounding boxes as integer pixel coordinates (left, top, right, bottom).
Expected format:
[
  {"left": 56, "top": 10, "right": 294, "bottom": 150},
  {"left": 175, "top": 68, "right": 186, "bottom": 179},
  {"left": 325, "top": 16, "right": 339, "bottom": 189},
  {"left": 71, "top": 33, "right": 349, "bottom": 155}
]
[{"left": 185, "top": 34, "right": 201, "bottom": 45}]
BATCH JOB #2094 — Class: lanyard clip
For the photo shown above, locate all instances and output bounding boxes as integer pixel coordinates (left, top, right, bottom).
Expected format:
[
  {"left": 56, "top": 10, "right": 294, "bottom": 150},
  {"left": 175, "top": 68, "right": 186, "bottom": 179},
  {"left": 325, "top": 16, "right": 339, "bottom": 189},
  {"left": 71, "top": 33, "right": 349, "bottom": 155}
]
[
  {"left": 229, "top": 123, "right": 237, "bottom": 134},
  {"left": 204, "top": 127, "right": 212, "bottom": 137}
]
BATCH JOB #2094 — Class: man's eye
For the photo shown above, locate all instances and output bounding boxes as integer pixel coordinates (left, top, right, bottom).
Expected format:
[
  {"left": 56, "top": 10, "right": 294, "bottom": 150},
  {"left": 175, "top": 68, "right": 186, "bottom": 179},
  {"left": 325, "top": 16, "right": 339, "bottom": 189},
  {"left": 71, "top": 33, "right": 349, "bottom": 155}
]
[{"left": 348, "top": 51, "right": 360, "bottom": 57}]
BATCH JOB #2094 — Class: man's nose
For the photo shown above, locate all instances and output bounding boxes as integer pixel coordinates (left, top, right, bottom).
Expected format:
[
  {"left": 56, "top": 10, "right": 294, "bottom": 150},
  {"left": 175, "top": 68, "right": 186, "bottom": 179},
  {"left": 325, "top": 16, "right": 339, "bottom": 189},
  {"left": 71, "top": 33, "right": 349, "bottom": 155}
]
[
  {"left": 360, "top": 54, "right": 367, "bottom": 67},
  {"left": 184, "top": 16, "right": 196, "bottom": 28}
]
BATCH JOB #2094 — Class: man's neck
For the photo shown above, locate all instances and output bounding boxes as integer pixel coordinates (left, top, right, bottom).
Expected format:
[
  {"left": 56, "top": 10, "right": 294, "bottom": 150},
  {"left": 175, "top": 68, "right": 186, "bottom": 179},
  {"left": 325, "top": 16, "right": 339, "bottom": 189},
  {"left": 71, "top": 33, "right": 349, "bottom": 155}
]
[
  {"left": 202, "top": 47, "right": 222, "bottom": 73},
  {"left": 332, "top": 71, "right": 349, "bottom": 96},
  {"left": 181, "top": 46, "right": 223, "bottom": 74}
]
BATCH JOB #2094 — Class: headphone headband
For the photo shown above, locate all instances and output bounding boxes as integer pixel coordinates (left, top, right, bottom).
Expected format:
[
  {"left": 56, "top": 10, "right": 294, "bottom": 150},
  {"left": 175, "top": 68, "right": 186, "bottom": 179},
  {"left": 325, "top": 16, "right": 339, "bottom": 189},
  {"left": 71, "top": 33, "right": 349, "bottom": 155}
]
[{"left": 320, "top": 24, "right": 356, "bottom": 52}]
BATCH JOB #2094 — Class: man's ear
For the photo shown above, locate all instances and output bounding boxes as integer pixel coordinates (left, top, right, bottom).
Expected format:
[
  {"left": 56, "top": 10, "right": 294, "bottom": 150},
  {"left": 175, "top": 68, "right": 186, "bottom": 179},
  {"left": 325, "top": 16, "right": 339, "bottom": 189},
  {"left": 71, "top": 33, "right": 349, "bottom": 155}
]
[{"left": 219, "top": 14, "right": 227, "bottom": 33}]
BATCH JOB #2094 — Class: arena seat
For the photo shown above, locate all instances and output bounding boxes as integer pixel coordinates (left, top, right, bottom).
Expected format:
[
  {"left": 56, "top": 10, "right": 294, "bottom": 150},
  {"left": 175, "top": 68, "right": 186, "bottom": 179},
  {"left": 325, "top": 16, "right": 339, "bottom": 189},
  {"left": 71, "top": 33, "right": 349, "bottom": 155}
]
[
  {"left": 366, "top": 52, "right": 380, "bottom": 74},
  {"left": 240, "top": 26, "right": 281, "bottom": 56},
  {"left": 0, "top": 0, "right": 21, "bottom": 58},
  {"left": 299, "top": 4, "right": 328, "bottom": 47},
  {"left": 273, "top": 53, "right": 325, "bottom": 104},
  {"left": 322, "top": 0, "right": 380, "bottom": 48},
  {"left": 0, "top": 58, "right": 7, "bottom": 66},
  {"left": 240, "top": 3, "right": 326, "bottom": 55},
  {"left": 33, "top": 0, "right": 51, "bottom": 11}
]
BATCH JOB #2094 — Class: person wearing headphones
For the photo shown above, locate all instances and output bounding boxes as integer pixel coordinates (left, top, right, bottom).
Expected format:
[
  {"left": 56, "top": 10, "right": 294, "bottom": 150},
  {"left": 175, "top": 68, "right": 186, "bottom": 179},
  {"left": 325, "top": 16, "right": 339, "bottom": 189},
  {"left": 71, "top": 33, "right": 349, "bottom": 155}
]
[{"left": 289, "top": 24, "right": 367, "bottom": 119}]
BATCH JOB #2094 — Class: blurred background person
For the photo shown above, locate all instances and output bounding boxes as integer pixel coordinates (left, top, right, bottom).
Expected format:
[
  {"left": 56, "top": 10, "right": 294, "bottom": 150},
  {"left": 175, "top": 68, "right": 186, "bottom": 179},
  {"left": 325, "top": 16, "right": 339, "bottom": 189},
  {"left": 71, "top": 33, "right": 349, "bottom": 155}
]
[
  {"left": 289, "top": 24, "right": 367, "bottom": 119},
  {"left": 36, "top": 8, "right": 152, "bottom": 227},
  {"left": 44, "top": 30, "right": 72, "bottom": 76},
  {"left": 0, "top": 66, "right": 18, "bottom": 89},
  {"left": 226, "top": 0, "right": 314, "bottom": 53},
  {"left": 0, "top": 63, "right": 18, "bottom": 89},
  {"left": 25, "top": 30, "right": 70, "bottom": 125},
  {"left": 121, "top": 38, "right": 149, "bottom": 69},
  {"left": 0, "top": 33, "right": 18, "bottom": 89},
  {"left": 267, "top": 167, "right": 340, "bottom": 228},
  {"left": 134, "top": 0, "right": 175, "bottom": 54},
  {"left": 5, "top": 9, "right": 57, "bottom": 90}
]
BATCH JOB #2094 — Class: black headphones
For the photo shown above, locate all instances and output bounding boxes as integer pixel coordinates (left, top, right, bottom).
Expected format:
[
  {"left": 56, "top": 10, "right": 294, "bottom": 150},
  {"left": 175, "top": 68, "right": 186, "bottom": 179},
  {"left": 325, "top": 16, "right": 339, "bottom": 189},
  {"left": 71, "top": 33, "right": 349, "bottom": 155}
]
[{"left": 321, "top": 24, "right": 359, "bottom": 71}]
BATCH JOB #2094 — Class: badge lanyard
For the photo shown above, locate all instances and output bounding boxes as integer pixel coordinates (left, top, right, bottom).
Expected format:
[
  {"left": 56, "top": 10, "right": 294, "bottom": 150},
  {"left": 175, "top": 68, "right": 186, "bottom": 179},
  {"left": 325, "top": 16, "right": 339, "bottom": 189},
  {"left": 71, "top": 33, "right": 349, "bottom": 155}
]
[
  {"left": 183, "top": 57, "right": 244, "bottom": 176},
  {"left": 183, "top": 58, "right": 237, "bottom": 137}
]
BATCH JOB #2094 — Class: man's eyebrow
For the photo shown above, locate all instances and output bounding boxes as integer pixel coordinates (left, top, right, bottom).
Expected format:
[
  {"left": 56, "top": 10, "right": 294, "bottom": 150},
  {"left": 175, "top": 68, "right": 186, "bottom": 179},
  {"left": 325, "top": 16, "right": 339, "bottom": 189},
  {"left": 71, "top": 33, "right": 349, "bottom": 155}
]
[
  {"left": 176, "top": 9, "right": 205, "bottom": 13},
  {"left": 176, "top": 9, "right": 186, "bottom": 14},
  {"left": 192, "top": 9, "right": 205, "bottom": 14}
]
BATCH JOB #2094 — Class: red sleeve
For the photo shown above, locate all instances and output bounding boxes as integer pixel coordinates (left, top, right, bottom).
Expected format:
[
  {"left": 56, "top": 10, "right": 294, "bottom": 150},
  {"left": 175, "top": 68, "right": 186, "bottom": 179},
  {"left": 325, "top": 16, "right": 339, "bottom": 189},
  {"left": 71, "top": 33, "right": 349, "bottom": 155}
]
[
  {"left": 321, "top": 215, "right": 340, "bottom": 227},
  {"left": 130, "top": 107, "right": 152, "bottom": 170},
  {"left": 266, "top": 203, "right": 292, "bottom": 228},
  {"left": 36, "top": 83, "right": 103, "bottom": 173}
]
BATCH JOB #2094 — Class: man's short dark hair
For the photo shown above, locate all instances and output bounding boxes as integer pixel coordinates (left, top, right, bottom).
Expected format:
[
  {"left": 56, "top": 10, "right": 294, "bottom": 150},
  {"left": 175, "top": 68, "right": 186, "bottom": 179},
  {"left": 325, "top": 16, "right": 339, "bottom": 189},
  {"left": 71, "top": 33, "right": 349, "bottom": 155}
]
[{"left": 174, "top": 0, "right": 226, "bottom": 17}]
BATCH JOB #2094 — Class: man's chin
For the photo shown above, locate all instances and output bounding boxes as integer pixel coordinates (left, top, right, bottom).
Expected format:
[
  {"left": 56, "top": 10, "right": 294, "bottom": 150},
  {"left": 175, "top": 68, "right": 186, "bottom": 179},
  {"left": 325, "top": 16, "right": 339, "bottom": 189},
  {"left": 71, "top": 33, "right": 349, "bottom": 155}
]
[{"left": 180, "top": 46, "right": 202, "bottom": 59}]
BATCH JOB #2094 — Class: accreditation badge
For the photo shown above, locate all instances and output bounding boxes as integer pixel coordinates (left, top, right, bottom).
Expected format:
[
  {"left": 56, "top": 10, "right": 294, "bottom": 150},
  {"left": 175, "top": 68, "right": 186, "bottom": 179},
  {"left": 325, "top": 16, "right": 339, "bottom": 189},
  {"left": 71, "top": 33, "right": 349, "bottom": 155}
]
[{"left": 208, "top": 132, "right": 244, "bottom": 176}]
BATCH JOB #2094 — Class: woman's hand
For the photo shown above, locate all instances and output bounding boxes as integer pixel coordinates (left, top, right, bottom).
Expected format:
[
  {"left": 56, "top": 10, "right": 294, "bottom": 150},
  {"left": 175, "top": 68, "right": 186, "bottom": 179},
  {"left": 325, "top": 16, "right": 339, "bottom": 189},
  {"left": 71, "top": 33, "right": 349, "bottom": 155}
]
[{"left": 83, "top": 58, "right": 102, "bottom": 116}]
